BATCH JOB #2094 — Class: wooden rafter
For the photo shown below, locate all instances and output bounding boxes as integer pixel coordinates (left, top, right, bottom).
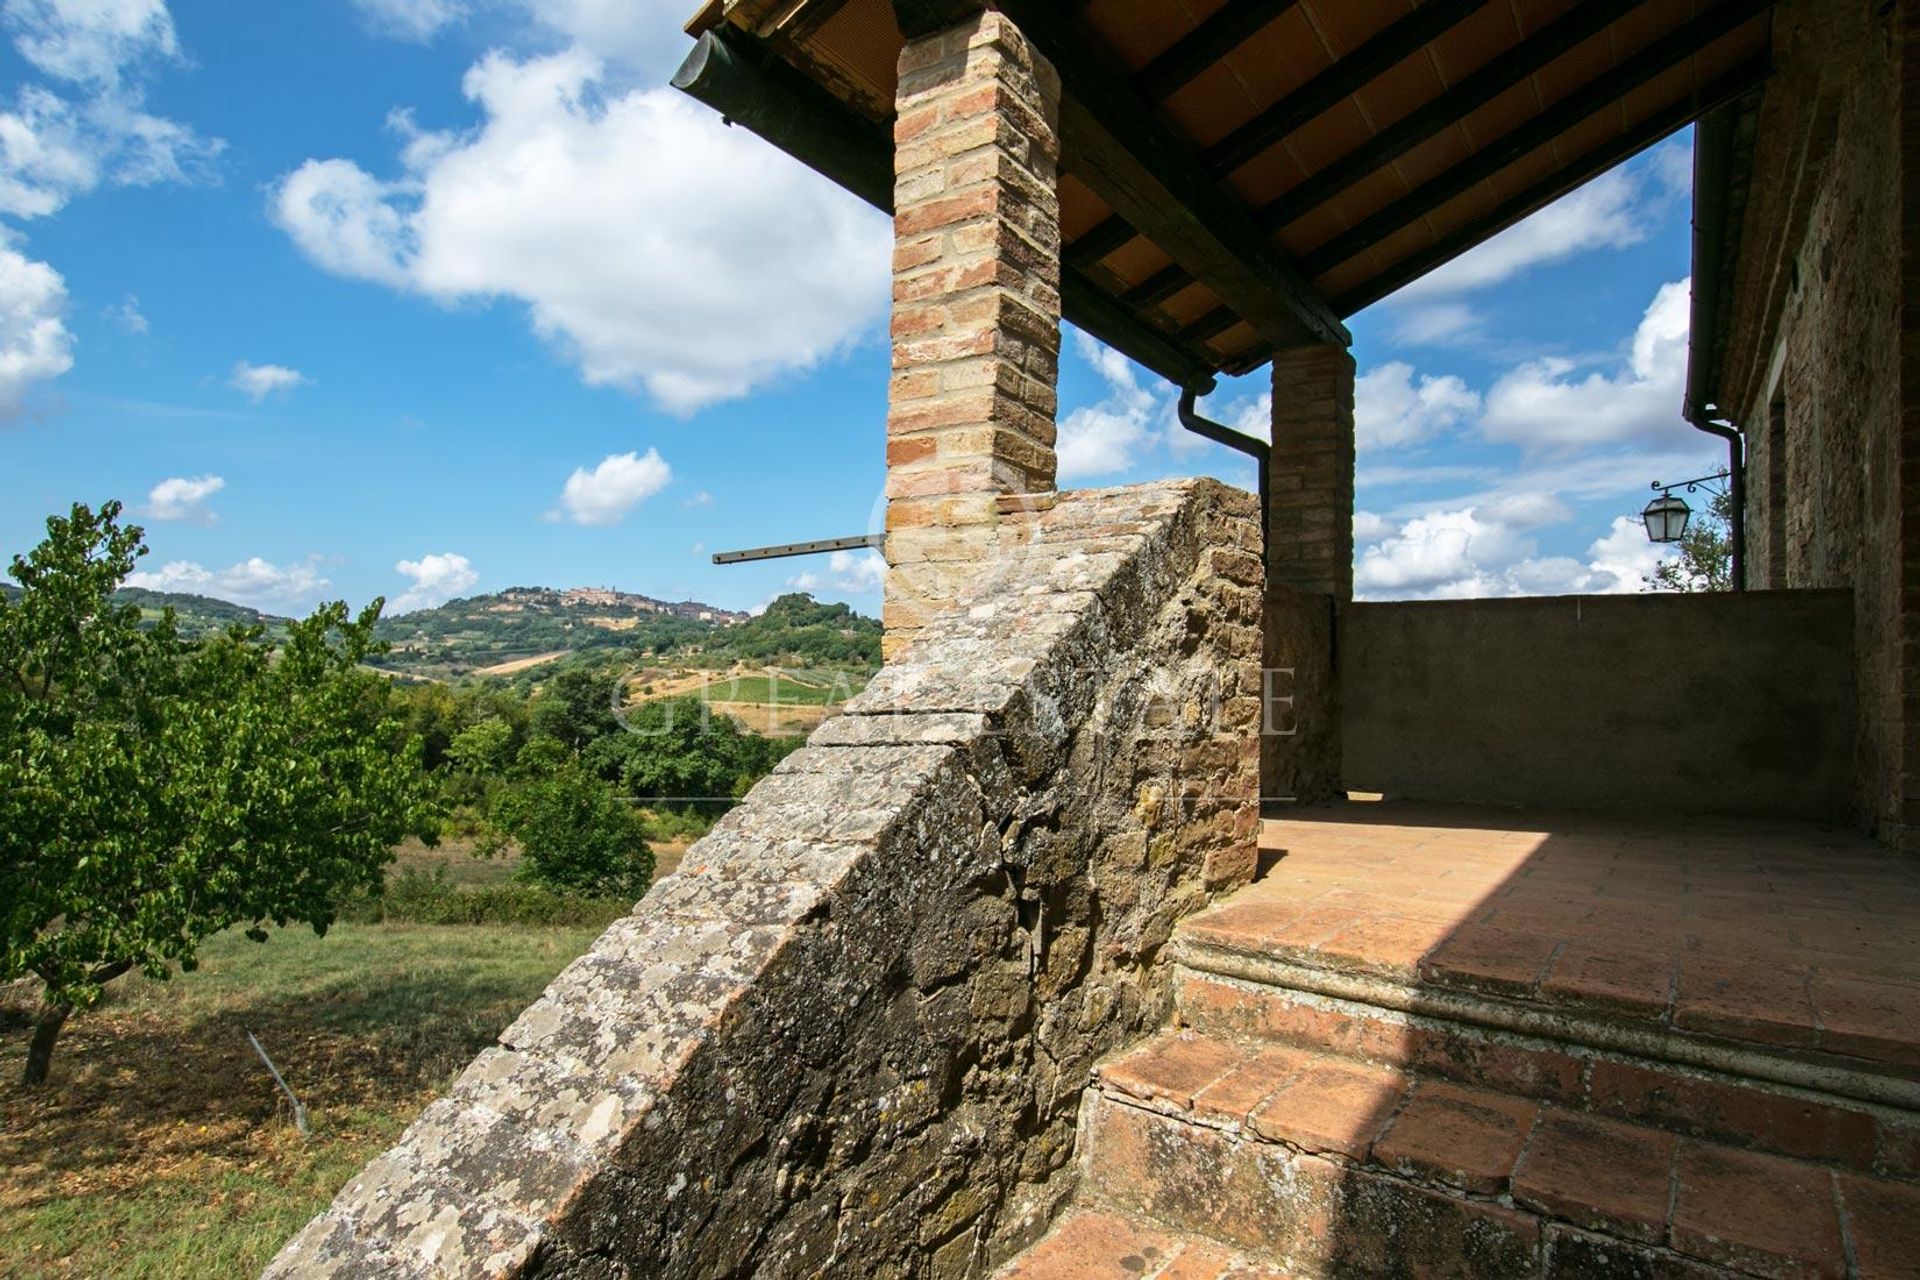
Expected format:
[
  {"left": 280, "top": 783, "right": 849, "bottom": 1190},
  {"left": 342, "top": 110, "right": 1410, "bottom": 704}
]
[
  {"left": 1331, "top": 54, "right": 1773, "bottom": 315},
  {"left": 996, "top": 0, "right": 1349, "bottom": 351},
  {"left": 1202, "top": 0, "right": 1492, "bottom": 177},
  {"left": 1064, "top": 214, "right": 1139, "bottom": 268},
  {"left": 1135, "top": 0, "right": 1303, "bottom": 102},
  {"left": 1299, "top": 0, "right": 1769, "bottom": 277},
  {"left": 1255, "top": 0, "right": 1644, "bottom": 233}
]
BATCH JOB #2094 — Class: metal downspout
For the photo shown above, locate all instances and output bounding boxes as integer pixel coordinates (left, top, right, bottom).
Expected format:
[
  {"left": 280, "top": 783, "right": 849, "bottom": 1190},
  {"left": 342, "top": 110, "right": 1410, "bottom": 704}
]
[
  {"left": 1685, "top": 103, "right": 1748, "bottom": 590},
  {"left": 1177, "top": 380, "right": 1271, "bottom": 555}
]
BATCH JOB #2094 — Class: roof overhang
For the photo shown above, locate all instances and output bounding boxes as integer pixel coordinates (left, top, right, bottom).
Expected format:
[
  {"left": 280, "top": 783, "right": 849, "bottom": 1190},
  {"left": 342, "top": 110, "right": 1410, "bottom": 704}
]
[{"left": 677, "top": 0, "right": 1774, "bottom": 387}]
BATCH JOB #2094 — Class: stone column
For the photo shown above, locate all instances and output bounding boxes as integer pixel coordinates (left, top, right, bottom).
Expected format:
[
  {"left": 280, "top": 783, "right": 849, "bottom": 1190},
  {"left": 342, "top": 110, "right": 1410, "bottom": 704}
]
[
  {"left": 883, "top": 9, "right": 1062, "bottom": 658},
  {"left": 1262, "top": 343, "right": 1355, "bottom": 804}
]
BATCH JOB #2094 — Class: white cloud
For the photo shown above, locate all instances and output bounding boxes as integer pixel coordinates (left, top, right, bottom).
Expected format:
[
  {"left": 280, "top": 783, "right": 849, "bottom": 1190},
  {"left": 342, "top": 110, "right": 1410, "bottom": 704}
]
[
  {"left": 391, "top": 551, "right": 478, "bottom": 612},
  {"left": 558, "top": 447, "right": 670, "bottom": 525},
  {"left": 0, "top": 237, "right": 72, "bottom": 419},
  {"left": 785, "top": 548, "right": 885, "bottom": 599},
  {"left": 1353, "top": 510, "right": 1395, "bottom": 545},
  {"left": 1354, "top": 361, "right": 1479, "bottom": 451},
  {"left": 1388, "top": 301, "right": 1482, "bottom": 347},
  {"left": 105, "top": 291, "right": 145, "bottom": 332},
  {"left": 4, "top": 0, "right": 176, "bottom": 86},
  {"left": 518, "top": 0, "right": 694, "bottom": 82},
  {"left": 271, "top": 50, "right": 890, "bottom": 414},
  {"left": 827, "top": 548, "right": 884, "bottom": 593},
  {"left": 1355, "top": 503, "right": 1671, "bottom": 601},
  {"left": 1059, "top": 331, "right": 1162, "bottom": 479},
  {"left": 683, "top": 489, "right": 713, "bottom": 508},
  {"left": 145, "top": 472, "right": 222, "bottom": 523},
  {"left": 0, "top": 0, "right": 218, "bottom": 220},
  {"left": 125, "top": 554, "right": 332, "bottom": 610},
  {"left": 230, "top": 360, "right": 308, "bottom": 401},
  {"left": 1480, "top": 279, "right": 1690, "bottom": 451},
  {"left": 1396, "top": 142, "right": 1689, "bottom": 301},
  {"left": 352, "top": 0, "right": 465, "bottom": 41}
]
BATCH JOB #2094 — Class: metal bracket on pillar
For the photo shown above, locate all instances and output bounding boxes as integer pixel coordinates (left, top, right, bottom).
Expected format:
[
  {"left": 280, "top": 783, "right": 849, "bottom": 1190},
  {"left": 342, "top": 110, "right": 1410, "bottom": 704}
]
[{"left": 712, "top": 534, "right": 885, "bottom": 565}]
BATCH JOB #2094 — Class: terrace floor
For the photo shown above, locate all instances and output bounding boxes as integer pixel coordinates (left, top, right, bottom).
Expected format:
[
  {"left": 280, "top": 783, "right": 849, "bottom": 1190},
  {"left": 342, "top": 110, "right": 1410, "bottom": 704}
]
[{"left": 1186, "top": 801, "right": 1920, "bottom": 1078}]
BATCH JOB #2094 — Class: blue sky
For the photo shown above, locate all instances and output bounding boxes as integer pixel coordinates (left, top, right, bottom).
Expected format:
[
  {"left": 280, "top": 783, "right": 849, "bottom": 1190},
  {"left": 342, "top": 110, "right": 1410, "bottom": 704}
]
[{"left": 0, "top": 0, "right": 1714, "bottom": 618}]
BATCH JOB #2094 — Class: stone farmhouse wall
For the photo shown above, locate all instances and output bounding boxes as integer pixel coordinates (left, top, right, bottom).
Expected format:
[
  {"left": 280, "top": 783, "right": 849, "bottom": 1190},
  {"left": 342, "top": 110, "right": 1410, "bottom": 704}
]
[
  {"left": 262, "top": 477, "right": 1261, "bottom": 1279},
  {"left": 1718, "top": 0, "right": 1918, "bottom": 841}
]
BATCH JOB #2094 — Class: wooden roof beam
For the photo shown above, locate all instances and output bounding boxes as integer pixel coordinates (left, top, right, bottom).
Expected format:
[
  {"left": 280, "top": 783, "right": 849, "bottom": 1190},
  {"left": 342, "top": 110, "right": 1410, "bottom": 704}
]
[
  {"left": 1332, "top": 53, "right": 1772, "bottom": 316},
  {"left": 1300, "top": 0, "right": 1770, "bottom": 278},
  {"left": 1256, "top": 0, "right": 1645, "bottom": 233},
  {"left": 676, "top": 25, "right": 1220, "bottom": 386},
  {"left": 1135, "top": 0, "right": 1303, "bottom": 102},
  {"left": 995, "top": 0, "right": 1349, "bottom": 351},
  {"left": 1203, "top": 0, "right": 1492, "bottom": 178}
]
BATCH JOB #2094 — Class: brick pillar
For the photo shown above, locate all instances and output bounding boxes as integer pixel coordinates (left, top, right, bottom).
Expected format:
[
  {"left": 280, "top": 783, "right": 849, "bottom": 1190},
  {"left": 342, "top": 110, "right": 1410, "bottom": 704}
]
[
  {"left": 883, "top": 10, "right": 1062, "bottom": 658},
  {"left": 1262, "top": 344, "right": 1355, "bottom": 805}
]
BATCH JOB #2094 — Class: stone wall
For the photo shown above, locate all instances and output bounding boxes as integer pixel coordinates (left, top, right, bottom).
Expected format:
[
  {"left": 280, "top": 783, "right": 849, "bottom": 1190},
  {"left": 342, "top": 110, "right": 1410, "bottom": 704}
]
[
  {"left": 1340, "top": 589, "right": 1857, "bottom": 822},
  {"left": 262, "top": 478, "right": 1261, "bottom": 1279},
  {"left": 1716, "top": 0, "right": 1910, "bottom": 839}
]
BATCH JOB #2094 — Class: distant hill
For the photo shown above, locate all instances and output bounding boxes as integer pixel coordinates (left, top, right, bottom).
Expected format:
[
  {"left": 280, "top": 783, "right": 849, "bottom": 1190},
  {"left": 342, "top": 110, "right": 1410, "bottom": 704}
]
[
  {"left": 0, "top": 583, "right": 291, "bottom": 643},
  {"left": 1, "top": 579, "right": 878, "bottom": 681},
  {"left": 369, "top": 586, "right": 753, "bottom": 678}
]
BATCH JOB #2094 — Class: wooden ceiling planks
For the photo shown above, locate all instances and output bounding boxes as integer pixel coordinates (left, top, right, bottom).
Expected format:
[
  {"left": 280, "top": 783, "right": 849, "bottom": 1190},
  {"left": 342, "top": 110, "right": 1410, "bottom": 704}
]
[{"left": 701, "top": 0, "right": 1776, "bottom": 381}]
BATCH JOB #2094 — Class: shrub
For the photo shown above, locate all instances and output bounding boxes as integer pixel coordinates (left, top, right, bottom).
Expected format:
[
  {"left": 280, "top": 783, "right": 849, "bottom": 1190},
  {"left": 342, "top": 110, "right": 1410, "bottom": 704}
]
[{"left": 486, "top": 764, "right": 654, "bottom": 897}]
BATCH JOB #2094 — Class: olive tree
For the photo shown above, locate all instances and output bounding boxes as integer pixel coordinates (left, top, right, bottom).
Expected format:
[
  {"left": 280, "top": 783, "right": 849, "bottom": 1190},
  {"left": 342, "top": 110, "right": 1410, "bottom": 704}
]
[{"left": 0, "top": 502, "right": 438, "bottom": 1085}]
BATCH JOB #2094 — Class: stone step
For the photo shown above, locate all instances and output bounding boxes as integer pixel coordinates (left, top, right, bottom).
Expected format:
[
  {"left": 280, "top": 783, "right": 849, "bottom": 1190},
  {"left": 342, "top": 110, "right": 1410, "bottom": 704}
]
[
  {"left": 1079, "top": 1030, "right": 1920, "bottom": 1279},
  {"left": 993, "top": 1209, "right": 1290, "bottom": 1279},
  {"left": 1171, "top": 967, "right": 1920, "bottom": 1180}
]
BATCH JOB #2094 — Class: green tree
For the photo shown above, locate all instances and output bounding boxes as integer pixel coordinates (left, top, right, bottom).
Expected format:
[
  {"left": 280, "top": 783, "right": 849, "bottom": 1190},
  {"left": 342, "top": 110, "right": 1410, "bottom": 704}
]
[
  {"left": 486, "top": 764, "right": 653, "bottom": 897},
  {"left": 527, "top": 664, "right": 619, "bottom": 751},
  {"left": 0, "top": 502, "right": 439, "bottom": 1085},
  {"left": 1646, "top": 488, "right": 1735, "bottom": 593}
]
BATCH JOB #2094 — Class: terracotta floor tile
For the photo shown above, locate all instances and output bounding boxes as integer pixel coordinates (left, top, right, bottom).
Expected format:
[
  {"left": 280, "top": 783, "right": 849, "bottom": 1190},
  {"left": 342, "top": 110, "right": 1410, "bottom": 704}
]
[
  {"left": 1812, "top": 975, "right": 1920, "bottom": 1067},
  {"left": 1100, "top": 1032, "right": 1242, "bottom": 1111},
  {"left": 1837, "top": 1173, "right": 1920, "bottom": 1280},
  {"left": 997, "top": 1211, "right": 1177, "bottom": 1279},
  {"left": 1314, "top": 914, "right": 1451, "bottom": 977},
  {"left": 1248, "top": 1056, "right": 1407, "bottom": 1160},
  {"left": 1673, "top": 959, "right": 1819, "bottom": 1048},
  {"left": 1190, "top": 1045, "right": 1311, "bottom": 1123},
  {"left": 1372, "top": 1080, "right": 1539, "bottom": 1193},
  {"left": 1511, "top": 1110, "right": 1675, "bottom": 1244},
  {"left": 1417, "top": 925, "right": 1562, "bottom": 998},
  {"left": 1538, "top": 942, "right": 1674, "bottom": 1019},
  {"left": 1670, "top": 1141, "right": 1845, "bottom": 1279}
]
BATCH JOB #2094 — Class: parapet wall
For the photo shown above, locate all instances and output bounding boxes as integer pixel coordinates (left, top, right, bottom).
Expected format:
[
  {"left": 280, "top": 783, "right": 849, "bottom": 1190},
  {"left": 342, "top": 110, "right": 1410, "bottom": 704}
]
[
  {"left": 1341, "top": 589, "right": 1855, "bottom": 821},
  {"left": 264, "top": 477, "right": 1261, "bottom": 1279}
]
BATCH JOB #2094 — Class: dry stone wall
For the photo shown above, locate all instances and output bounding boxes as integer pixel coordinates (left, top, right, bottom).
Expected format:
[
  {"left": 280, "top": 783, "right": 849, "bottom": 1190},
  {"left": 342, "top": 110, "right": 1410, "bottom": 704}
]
[{"left": 263, "top": 477, "right": 1261, "bottom": 1279}]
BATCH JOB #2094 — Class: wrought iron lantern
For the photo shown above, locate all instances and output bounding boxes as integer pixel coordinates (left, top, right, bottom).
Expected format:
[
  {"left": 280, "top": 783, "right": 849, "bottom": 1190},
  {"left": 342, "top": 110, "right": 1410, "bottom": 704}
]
[
  {"left": 1642, "top": 492, "right": 1692, "bottom": 543},
  {"left": 1642, "top": 470, "right": 1729, "bottom": 544}
]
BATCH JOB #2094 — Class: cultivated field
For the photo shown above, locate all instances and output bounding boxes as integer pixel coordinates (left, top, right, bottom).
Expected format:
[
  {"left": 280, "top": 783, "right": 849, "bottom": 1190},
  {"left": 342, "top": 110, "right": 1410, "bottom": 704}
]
[{"left": 0, "top": 841, "right": 685, "bottom": 1278}]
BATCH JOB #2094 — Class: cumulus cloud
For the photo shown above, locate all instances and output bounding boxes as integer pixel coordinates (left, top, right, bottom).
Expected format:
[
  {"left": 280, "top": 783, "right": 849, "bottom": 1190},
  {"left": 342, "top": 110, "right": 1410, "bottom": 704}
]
[
  {"left": 145, "top": 472, "right": 222, "bottom": 522},
  {"left": 1355, "top": 361, "right": 1479, "bottom": 451},
  {"left": 1059, "top": 331, "right": 1164, "bottom": 479},
  {"left": 392, "top": 551, "right": 478, "bottom": 612},
  {"left": 0, "top": 0, "right": 219, "bottom": 220},
  {"left": 1355, "top": 502, "right": 1669, "bottom": 601},
  {"left": 558, "top": 448, "right": 670, "bottom": 525},
  {"left": 1353, "top": 510, "right": 1396, "bottom": 546},
  {"left": 786, "top": 548, "right": 886, "bottom": 599},
  {"left": 270, "top": 49, "right": 889, "bottom": 413},
  {"left": 1397, "top": 141, "right": 1689, "bottom": 301},
  {"left": 230, "top": 360, "right": 308, "bottom": 401},
  {"left": 0, "top": 236, "right": 73, "bottom": 418},
  {"left": 125, "top": 554, "right": 332, "bottom": 610},
  {"left": 1480, "top": 279, "right": 1690, "bottom": 451},
  {"left": 351, "top": 0, "right": 465, "bottom": 41}
]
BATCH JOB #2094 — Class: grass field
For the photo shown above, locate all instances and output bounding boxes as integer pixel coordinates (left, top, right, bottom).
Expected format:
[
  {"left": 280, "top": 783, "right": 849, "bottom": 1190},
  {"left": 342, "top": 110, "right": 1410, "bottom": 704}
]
[{"left": 0, "top": 920, "right": 605, "bottom": 1278}]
